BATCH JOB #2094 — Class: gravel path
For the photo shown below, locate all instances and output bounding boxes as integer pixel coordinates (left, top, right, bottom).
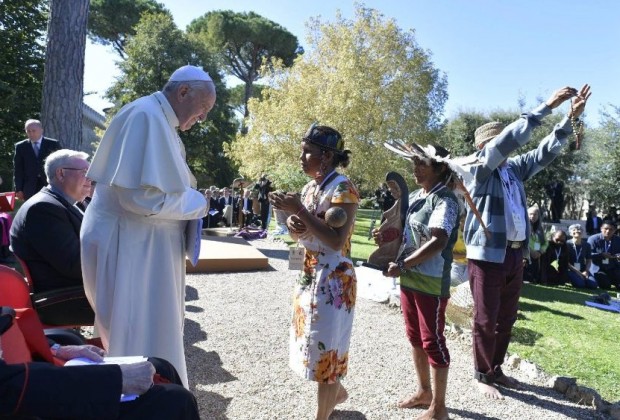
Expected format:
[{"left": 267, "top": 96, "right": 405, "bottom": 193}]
[{"left": 184, "top": 237, "right": 608, "bottom": 420}]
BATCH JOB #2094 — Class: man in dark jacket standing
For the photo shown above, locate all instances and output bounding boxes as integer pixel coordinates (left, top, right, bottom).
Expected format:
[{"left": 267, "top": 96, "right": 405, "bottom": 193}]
[{"left": 13, "top": 119, "right": 62, "bottom": 201}]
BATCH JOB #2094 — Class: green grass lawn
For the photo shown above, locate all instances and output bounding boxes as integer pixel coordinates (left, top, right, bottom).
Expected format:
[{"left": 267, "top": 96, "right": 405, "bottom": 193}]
[
  {"left": 511, "top": 283, "right": 619, "bottom": 402},
  {"left": 271, "top": 208, "right": 620, "bottom": 403}
]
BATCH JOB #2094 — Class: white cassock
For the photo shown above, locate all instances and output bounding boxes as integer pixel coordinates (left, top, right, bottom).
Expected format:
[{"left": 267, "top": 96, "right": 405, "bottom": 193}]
[{"left": 81, "top": 91, "right": 206, "bottom": 388}]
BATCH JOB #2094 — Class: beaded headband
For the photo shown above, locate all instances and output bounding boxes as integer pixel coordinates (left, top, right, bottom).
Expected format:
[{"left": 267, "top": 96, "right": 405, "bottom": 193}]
[{"left": 303, "top": 123, "right": 344, "bottom": 152}]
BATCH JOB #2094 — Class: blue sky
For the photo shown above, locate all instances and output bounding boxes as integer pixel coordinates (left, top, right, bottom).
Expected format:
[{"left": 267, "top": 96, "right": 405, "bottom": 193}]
[{"left": 84, "top": 0, "right": 619, "bottom": 127}]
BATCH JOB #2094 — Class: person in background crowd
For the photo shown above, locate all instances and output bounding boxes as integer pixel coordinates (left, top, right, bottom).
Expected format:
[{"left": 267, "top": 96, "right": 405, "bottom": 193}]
[
  {"left": 238, "top": 189, "right": 254, "bottom": 227},
  {"left": 13, "top": 119, "right": 62, "bottom": 201},
  {"left": 585, "top": 208, "right": 602, "bottom": 236},
  {"left": 254, "top": 175, "right": 273, "bottom": 229},
  {"left": 566, "top": 224, "right": 597, "bottom": 289},
  {"left": 524, "top": 206, "right": 547, "bottom": 284},
  {"left": 542, "top": 230, "right": 570, "bottom": 285},
  {"left": 587, "top": 220, "right": 620, "bottom": 289},
  {"left": 203, "top": 189, "right": 221, "bottom": 228},
  {"left": 218, "top": 187, "right": 234, "bottom": 227}
]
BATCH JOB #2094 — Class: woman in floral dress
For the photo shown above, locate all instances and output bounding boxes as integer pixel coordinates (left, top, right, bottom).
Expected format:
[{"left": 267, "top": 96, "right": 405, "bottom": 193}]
[{"left": 270, "top": 124, "right": 359, "bottom": 420}]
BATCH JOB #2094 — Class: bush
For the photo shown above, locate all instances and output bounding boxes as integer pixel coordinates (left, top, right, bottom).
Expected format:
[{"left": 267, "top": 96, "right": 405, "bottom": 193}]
[{"left": 359, "top": 197, "right": 375, "bottom": 209}]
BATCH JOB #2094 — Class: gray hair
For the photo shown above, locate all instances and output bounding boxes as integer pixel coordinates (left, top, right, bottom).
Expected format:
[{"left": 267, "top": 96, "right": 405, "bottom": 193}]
[
  {"left": 45, "top": 149, "right": 89, "bottom": 183},
  {"left": 162, "top": 80, "right": 214, "bottom": 97},
  {"left": 24, "top": 119, "right": 42, "bottom": 129},
  {"left": 568, "top": 224, "right": 583, "bottom": 233}
]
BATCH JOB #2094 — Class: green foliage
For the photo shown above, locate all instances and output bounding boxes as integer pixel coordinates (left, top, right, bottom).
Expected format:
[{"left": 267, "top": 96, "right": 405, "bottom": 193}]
[
  {"left": 359, "top": 197, "right": 375, "bottom": 209},
  {"left": 88, "top": 0, "right": 170, "bottom": 58},
  {"left": 187, "top": 10, "right": 301, "bottom": 118},
  {"left": 228, "top": 83, "right": 266, "bottom": 118},
  {"left": 0, "top": 0, "right": 47, "bottom": 188},
  {"left": 266, "top": 162, "right": 309, "bottom": 192},
  {"left": 581, "top": 106, "right": 620, "bottom": 212},
  {"left": 105, "top": 12, "right": 237, "bottom": 187},
  {"left": 227, "top": 5, "right": 447, "bottom": 194}
]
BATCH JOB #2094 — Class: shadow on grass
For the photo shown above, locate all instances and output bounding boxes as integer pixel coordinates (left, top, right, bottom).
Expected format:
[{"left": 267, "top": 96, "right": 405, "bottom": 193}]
[
  {"left": 521, "top": 283, "right": 599, "bottom": 307},
  {"left": 511, "top": 325, "right": 543, "bottom": 346},
  {"left": 518, "top": 300, "right": 584, "bottom": 320}
]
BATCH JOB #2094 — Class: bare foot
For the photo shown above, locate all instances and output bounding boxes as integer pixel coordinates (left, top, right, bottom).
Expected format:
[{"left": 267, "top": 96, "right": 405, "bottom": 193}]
[
  {"left": 335, "top": 384, "right": 348, "bottom": 405},
  {"left": 415, "top": 404, "right": 449, "bottom": 420},
  {"left": 495, "top": 374, "right": 522, "bottom": 389},
  {"left": 397, "top": 390, "right": 433, "bottom": 408},
  {"left": 475, "top": 381, "right": 504, "bottom": 400}
]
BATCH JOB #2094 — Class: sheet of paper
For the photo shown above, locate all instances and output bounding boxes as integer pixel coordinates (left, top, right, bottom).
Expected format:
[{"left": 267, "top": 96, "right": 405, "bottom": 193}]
[{"left": 64, "top": 356, "right": 148, "bottom": 402}]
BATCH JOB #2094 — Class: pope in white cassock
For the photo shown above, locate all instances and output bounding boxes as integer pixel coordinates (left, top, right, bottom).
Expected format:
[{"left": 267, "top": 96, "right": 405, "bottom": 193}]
[{"left": 81, "top": 65, "right": 216, "bottom": 387}]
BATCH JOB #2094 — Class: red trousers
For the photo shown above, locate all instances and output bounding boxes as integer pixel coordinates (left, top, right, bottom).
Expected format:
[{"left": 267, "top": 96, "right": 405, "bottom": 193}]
[
  {"left": 400, "top": 288, "right": 450, "bottom": 368},
  {"left": 468, "top": 247, "right": 523, "bottom": 383}
]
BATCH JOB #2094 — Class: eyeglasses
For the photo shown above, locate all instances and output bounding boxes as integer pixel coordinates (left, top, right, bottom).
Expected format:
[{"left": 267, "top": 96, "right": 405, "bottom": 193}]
[{"left": 62, "top": 167, "right": 88, "bottom": 176}]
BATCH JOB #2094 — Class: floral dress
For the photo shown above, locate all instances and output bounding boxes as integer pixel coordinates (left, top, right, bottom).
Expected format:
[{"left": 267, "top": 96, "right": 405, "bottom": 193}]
[{"left": 290, "top": 173, "right": 359, "bottom": 384}]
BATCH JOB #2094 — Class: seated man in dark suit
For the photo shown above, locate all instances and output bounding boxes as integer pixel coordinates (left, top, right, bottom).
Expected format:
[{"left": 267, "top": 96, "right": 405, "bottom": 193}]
[
  {"left": 202, "top": 189, "right": 221, "bottom": 228},
  {"left": 238, "top": 189, "right": 254, "bottom": 227},
  {"left": 218, "top": 187, "right": 234, "bottom": 227},
  {"left": 10, "top": 149, "right": 94, "bottom": 325},
  {"left": 587, "top": 220, "right": 620, "bottom": 289},
  {"left": 0, "top": 306, "right": 200, "bottom": 420},
  {"left": 13, "top": 119, "right": 62, "bottom": 201}
]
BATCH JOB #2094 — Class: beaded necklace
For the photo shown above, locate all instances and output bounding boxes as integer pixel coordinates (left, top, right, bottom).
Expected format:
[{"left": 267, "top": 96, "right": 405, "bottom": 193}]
[
  {"left": 302, "top": 170, "right": 338, "bottom": 215},
  {"left": 570, "top": 100, "right": 584, "bottom": 150}
]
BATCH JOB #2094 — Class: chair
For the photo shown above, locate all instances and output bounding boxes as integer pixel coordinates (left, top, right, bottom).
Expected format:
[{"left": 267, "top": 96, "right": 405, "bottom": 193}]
[
  {"left": 13, "top": 256, "right": 95, "bottom": 328},
  {"left": 0, "top": 265, "right": 33, "bottom": 309},
  {"left": 0, "top": 266, "right": 96, "bottom": 347}
]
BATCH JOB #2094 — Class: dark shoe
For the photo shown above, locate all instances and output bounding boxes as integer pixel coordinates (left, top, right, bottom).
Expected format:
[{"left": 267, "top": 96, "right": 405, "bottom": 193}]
[{"left": 593, "top": 293, "right": 611, "bottom": 305}]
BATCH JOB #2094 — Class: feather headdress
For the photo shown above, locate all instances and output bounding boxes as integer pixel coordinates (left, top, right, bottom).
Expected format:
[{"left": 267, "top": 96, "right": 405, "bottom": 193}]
[
  {"left": 384, "top": 139, "right": 490, "bottom": 239},
  {"left": 384, "top": 139, "right": 484, "bottom": 184}
]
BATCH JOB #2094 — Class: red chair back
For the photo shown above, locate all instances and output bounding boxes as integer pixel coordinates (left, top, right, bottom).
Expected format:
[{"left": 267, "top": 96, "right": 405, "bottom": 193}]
[
  {"left": 2, "top": 307, "right": 56, "bottom": 365},
  {"left": 14, "top": 255, "right": 35, "bottom": 293},
  {"left": 11, "top": 258, "right": 92, "bottom": 329},
  {"left": 0, "top": 265, "right": 33, "bottom": 310}
]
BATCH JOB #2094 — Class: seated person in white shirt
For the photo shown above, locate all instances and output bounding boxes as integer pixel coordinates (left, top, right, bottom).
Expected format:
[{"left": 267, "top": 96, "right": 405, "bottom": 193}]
[
  {"left": 238, "top": 189, "right": 254, "bottom": 227},
  {"left": 218, "top": 187, "right": 234, "bottom": 227}
]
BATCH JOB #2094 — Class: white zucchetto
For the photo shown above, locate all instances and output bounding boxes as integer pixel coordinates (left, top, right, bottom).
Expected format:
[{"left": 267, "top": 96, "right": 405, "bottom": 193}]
[{"left": 168, "top": 65, "right": 213, "bottom": 82}]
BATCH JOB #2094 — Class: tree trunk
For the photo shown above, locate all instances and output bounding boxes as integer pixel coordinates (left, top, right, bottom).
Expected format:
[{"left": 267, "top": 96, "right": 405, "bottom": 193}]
[{"left": 40, "top": 0, "right": 89, "bottom": 151}]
